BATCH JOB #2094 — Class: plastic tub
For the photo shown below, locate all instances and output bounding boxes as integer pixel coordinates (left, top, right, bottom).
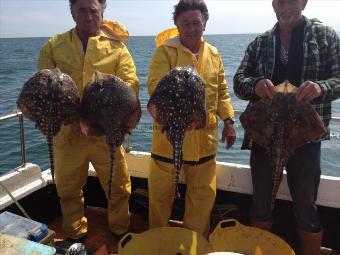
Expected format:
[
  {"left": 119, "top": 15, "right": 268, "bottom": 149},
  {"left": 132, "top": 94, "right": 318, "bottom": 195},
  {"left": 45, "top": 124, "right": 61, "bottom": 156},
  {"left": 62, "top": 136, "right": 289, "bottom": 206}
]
[
  {"left": 209, "top": 219, "right": 295, "bottom": 255},
  {"left": 118, "top": 227, "right": 213, "bottom": 255}
]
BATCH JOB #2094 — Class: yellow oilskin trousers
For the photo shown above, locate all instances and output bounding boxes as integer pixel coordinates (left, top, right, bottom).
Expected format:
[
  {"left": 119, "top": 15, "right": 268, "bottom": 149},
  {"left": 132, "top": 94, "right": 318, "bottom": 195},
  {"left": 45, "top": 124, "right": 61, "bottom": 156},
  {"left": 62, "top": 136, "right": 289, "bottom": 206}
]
[
  {"left": 54, "top": 130, "right": 131, "bottom": 238},
  {"left": 149, "top": 158, "right": 216, "bottom": 238}
]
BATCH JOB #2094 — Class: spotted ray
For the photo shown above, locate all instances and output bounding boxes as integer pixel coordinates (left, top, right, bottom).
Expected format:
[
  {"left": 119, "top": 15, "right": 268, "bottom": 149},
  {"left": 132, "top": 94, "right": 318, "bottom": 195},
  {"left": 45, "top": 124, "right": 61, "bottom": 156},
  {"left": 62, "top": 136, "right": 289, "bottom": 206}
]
[
  {"left": 16, "top": 68, "right": 80, "bottom": 182},
  {"left": 81, "top": 71, "right": 141, "bottom": 199},
  {"left": 147, "top": 66, "right": 206, "bottom": 198},
  {"left": 240, "top": 81, "right": 326, "bottom": 209}
]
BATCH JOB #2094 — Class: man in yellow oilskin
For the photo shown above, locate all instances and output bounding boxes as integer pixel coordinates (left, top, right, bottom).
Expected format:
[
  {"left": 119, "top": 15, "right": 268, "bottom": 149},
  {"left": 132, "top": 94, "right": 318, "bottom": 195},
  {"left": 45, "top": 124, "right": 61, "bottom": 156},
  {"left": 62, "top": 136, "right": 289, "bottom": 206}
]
[
  {"left": 38, "top": 0, "right": 139, "bottom": 241},
  {"left": 147, "top": 0, "right": 236, "bottom": 238}
]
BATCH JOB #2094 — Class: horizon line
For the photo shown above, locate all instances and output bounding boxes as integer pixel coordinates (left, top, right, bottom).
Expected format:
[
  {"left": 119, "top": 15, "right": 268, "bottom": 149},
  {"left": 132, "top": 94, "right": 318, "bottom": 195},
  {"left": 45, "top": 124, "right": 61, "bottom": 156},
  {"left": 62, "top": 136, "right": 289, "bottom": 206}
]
[
  {"left": 0, "top": 33, "right": 262, "bottom": 39},
  {"left": 1, "top": 31, "right": 339, "bottom": 39}
]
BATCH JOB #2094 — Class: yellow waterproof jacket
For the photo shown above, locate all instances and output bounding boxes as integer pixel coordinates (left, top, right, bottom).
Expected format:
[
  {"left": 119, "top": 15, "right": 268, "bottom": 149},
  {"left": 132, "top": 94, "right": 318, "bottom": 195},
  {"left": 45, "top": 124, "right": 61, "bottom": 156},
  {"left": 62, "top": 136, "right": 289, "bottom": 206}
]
[
  {"left": 147, "top": 29, "right": 234, "bottom": 161},
  {"left": 38, "top": 20, "right": 139, "bottom": 144},
  {"left": 38, "top": 20, "right": 139, "bottom": 95}
]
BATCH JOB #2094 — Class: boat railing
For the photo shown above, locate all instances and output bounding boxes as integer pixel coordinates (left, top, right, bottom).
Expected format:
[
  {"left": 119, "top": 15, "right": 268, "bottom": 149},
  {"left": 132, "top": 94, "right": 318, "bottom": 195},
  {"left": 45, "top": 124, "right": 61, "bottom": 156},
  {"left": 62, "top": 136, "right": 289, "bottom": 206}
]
[
  {"left": 1, "top": 106, "right": 340, "bottom": 169},
  {"left": 0, "top": 111, "right": 26, "bottom": 167}
]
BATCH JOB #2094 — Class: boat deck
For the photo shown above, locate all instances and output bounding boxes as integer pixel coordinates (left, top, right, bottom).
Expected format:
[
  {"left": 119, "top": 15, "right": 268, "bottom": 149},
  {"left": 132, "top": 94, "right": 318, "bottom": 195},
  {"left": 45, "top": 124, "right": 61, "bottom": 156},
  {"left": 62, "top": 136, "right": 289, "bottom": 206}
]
[
  {"left": 49, "top": 207, "right": 149, "bottom": 254},
  {"left": 48, "top": 206, "right": 338, "bottom": 255},
  {"left": 1, "top": 175, "right": 339, "bottom": 254}
]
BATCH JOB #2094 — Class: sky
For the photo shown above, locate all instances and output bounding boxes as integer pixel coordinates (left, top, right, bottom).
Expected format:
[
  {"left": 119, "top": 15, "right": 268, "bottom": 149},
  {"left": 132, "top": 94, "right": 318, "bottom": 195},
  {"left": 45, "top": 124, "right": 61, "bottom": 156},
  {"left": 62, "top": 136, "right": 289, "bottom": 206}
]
[{"left": 0, "top": 0, "right": 339, "bottom": 38}]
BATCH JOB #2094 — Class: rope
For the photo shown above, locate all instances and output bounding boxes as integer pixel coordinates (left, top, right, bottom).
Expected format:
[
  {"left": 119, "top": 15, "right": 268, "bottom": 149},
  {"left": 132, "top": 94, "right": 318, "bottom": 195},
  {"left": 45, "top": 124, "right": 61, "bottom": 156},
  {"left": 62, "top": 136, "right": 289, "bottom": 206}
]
[{"left": 0, "top": 180, "right": 31, "bottom": 219}]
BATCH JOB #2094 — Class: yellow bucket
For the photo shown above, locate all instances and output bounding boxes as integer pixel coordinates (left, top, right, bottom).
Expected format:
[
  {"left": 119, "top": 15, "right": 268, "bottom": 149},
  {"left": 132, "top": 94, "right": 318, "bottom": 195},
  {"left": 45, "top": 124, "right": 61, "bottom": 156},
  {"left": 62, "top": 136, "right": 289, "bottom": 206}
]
[
  {"left": 209, "top": 220, "right": 295, "bottom": 255},
  {"left": 118, "top": 227, "right": 213, "bottom": 255},
  {"left": 204, "top": 253, "right": 244, "bottom": 255}
]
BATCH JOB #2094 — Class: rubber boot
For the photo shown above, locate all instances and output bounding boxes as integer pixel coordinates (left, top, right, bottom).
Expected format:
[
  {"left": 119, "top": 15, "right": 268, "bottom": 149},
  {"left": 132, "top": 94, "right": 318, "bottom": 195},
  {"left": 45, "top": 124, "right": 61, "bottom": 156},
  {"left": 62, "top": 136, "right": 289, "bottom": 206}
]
[
  {"left": 251, "top": 218, "right": 272, "bottom": 231},
  {"left": 299, "top": 229, "right": 322, "bottom": 255}
]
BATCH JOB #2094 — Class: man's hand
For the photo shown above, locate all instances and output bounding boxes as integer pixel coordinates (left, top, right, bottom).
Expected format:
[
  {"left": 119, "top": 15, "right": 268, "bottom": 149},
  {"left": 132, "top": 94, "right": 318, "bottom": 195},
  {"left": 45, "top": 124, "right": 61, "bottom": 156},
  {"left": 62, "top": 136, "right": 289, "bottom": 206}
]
[
  {"left": 295, "top": 81, "right": 321, "bottom": 102},
  {"left": 80, "top": 118, "right": 103, "bottom": 136},
  {"left": 222, "top": 120, "right": 236, "bottom": 150},
  {"left": 80, "top": 118, "right": 93, "bottom": 136},
  {"left": 255, "top": 79, "right": 276, "bottom": 99}
]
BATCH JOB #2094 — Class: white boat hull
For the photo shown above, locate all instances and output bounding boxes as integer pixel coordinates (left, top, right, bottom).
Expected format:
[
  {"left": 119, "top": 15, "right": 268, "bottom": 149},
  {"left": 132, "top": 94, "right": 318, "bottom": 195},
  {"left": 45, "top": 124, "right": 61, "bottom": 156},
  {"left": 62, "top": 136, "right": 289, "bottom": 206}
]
[{"left": 1, "top": 151, "right": 339, "bottom": 210}]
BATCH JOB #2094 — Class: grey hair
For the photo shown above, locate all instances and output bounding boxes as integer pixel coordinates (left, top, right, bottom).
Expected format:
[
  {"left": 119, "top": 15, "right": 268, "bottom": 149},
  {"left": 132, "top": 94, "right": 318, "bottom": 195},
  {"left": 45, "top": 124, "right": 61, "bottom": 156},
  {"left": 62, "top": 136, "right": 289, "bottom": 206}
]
[
  {"left": 173, "top": 0, "right": 209, "bottom": 24},
  {"left": 69, "top": 0, "right": 107, "bottom": 11}
]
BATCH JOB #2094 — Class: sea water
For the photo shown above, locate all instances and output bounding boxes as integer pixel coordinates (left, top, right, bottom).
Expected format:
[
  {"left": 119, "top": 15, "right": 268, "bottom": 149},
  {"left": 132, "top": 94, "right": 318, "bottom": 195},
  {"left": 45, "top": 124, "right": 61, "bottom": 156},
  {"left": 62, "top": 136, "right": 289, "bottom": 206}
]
[{"left": 0, "top": 35, "right": 339, "bottom": 176}]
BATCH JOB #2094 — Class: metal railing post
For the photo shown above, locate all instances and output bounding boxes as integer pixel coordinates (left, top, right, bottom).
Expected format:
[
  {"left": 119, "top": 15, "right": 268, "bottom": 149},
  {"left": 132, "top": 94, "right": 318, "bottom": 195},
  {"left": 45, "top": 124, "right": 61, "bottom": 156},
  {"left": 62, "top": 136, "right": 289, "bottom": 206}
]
[
  {"left": 18, "top": 113, "right": 26, "bottom": 166},
  {"left": 125, "top": 135, "right": 132, "bottom": 153}
]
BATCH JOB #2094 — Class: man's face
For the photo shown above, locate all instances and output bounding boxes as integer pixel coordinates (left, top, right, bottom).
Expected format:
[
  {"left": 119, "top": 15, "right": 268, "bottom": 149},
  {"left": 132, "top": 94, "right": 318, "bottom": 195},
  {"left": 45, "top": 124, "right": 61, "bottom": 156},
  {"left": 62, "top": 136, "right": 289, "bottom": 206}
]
[
  {"left": 72, "top": 0, "right": 103, "bottom": 37},
  {"left": 176, "top": 10, "right": 206, "bottom": 49},
  {"left": 272, "top": 0, "right": 308, "bottom": 27}
]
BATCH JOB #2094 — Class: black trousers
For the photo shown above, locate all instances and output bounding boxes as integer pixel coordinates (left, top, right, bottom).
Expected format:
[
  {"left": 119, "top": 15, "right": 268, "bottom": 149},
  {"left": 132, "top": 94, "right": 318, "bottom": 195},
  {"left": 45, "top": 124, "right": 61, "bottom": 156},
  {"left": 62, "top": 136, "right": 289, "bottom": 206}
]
[{"left": 250, "top": 142, "right": 321, "bottom": 232}]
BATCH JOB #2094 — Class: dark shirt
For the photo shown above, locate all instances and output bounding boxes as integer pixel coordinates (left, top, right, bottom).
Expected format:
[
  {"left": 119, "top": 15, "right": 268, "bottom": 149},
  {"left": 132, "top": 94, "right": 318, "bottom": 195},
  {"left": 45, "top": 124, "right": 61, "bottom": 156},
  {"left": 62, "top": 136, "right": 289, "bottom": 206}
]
[{"left": 272, "top": 19, "right": 306, "bottom": 86}]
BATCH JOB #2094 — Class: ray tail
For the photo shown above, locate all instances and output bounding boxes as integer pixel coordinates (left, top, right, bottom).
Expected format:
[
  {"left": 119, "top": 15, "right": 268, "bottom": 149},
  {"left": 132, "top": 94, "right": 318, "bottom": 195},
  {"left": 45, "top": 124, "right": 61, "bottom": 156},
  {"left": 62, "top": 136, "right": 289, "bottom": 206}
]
[
  {"left": 47, "top": 129, "right": 55, "bottom": 183},
  {"left": 172, "top": 131, "right": 184, "bottom": 199},
  {"left": 107, "top": 136, "right": 116, "bottom": 201},
  {"left": 47, "top": 87, "right": 55, "bottom": 183},
  {"left": 270, "top": 125, "right": 286, "bottom": 210}
]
